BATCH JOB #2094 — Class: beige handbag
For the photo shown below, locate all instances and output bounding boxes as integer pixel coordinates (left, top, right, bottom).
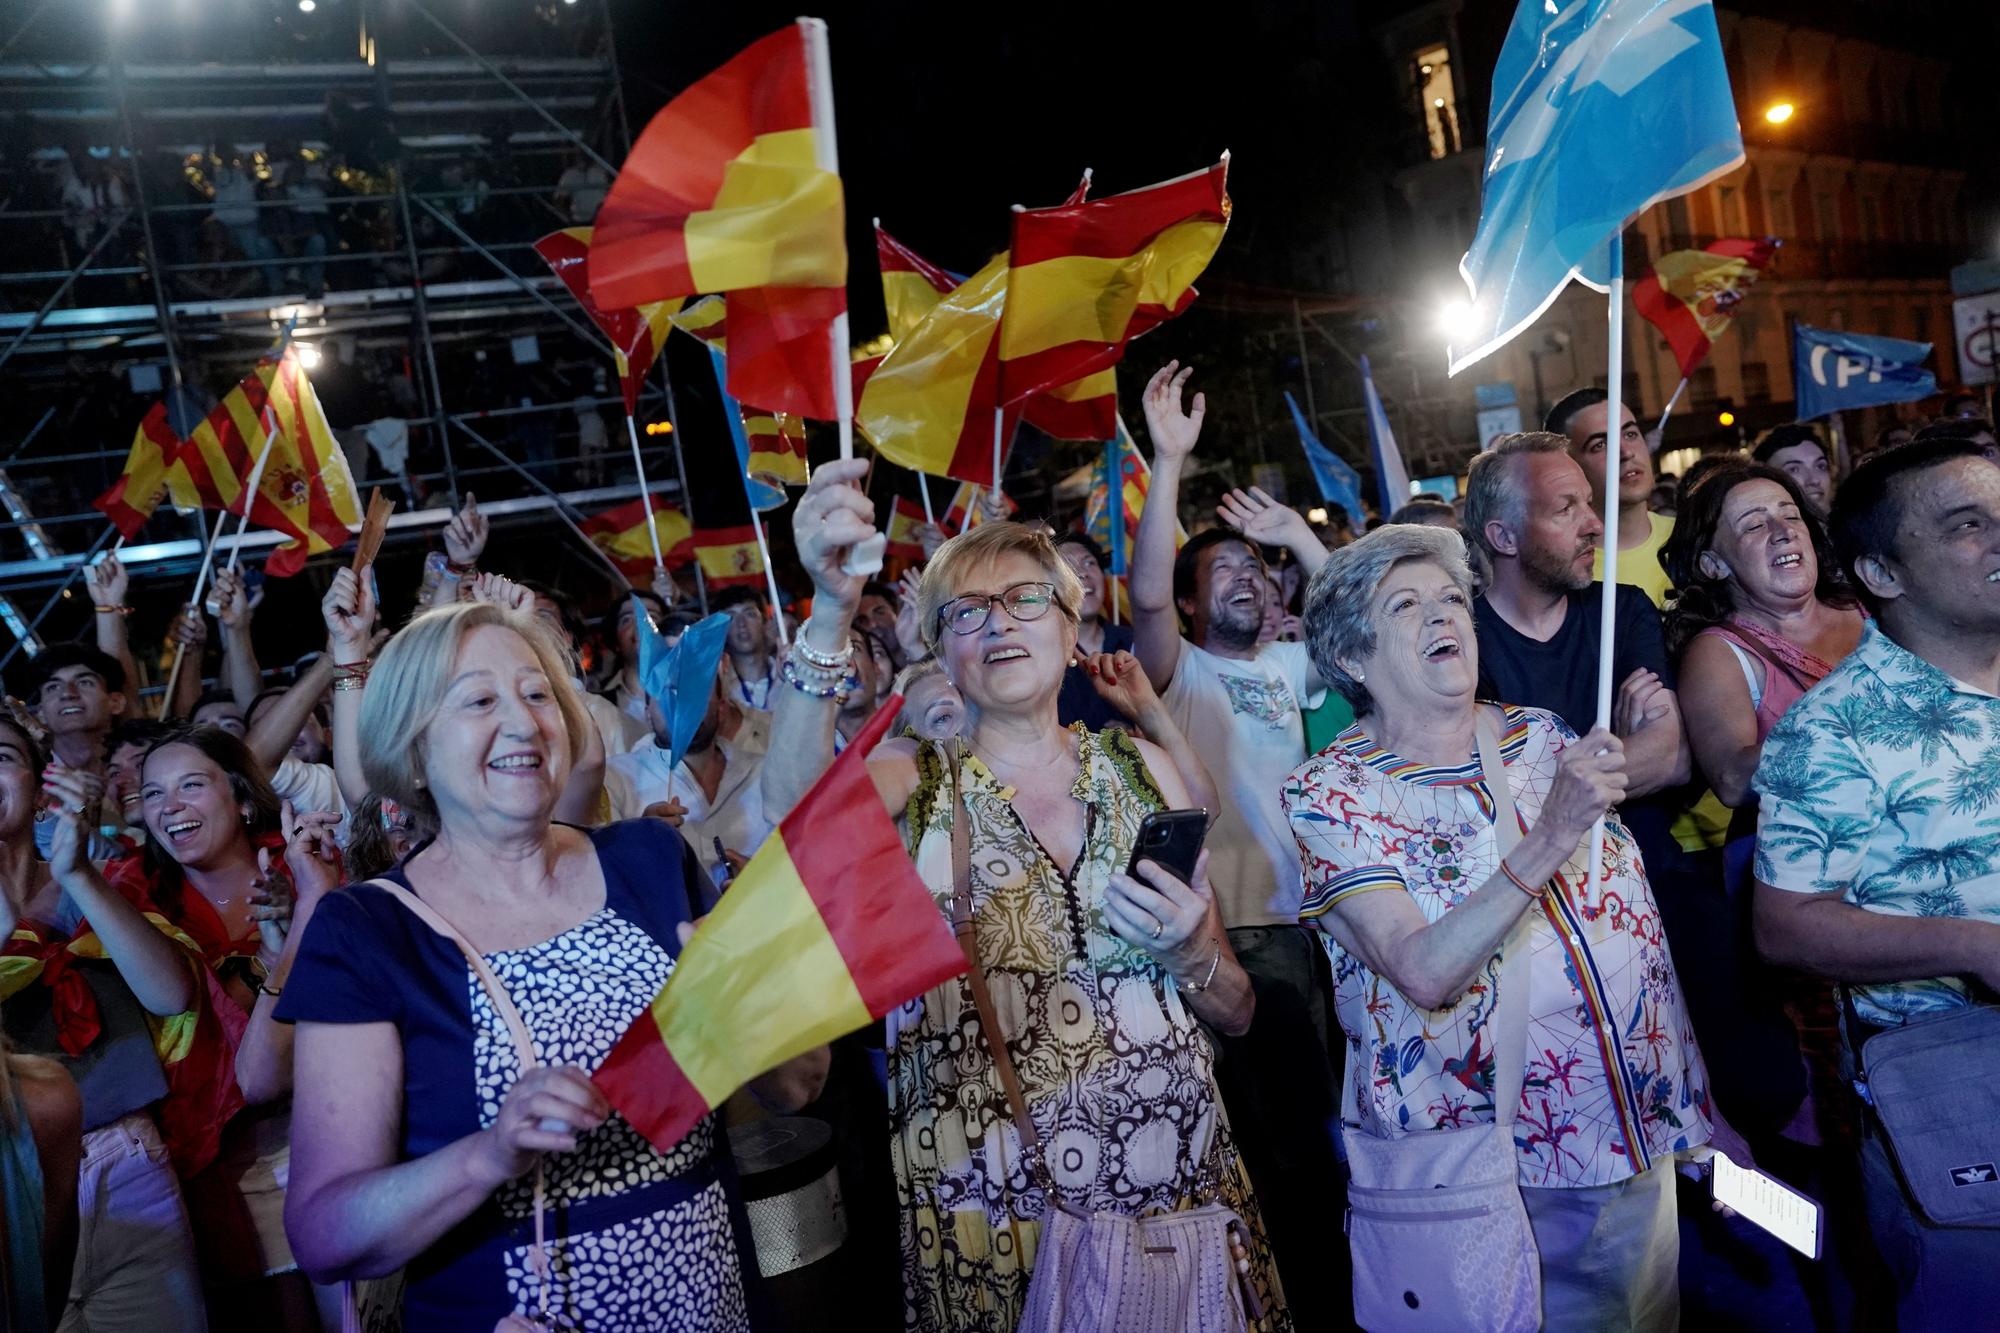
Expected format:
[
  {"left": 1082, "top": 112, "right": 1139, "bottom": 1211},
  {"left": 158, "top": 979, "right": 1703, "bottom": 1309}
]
[
  {"left": 1340, "top": 713, "right": 1542, "bottom": 1333},
  {"left": 945, "top": 748, "right": 1263, "bottom": 1332}
]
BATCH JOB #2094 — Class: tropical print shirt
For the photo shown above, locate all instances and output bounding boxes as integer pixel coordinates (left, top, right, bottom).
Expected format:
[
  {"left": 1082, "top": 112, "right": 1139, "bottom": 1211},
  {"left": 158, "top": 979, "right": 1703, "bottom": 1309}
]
[
  {"left": 1754, "top": 622, "right": 2000, "bottom": 1027},
  {"left": 1284, "top": 705, "right": 1712, "bottom": 1189}
]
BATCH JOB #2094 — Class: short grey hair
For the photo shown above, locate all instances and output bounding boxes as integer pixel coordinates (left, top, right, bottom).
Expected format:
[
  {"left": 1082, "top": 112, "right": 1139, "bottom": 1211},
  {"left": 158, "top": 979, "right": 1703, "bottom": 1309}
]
[
  {"left": 1463, "top": 431, "right": 1572, "bottom": 562},
  {"left": 1304, "top": 524, "right": 1476, "bottom": 717}
]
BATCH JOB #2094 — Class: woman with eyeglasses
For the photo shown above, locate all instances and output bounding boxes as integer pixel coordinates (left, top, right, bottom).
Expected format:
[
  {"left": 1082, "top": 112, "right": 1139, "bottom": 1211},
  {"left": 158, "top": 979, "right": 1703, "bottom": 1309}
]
[{"left": 761, "top": 462, "right": 1288, "bottom": 1331}]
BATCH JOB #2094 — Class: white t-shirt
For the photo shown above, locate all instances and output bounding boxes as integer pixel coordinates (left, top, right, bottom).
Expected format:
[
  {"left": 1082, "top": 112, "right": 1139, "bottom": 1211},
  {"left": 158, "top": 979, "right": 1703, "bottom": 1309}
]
[
  {"left": 604, "top": 735, "right": 770, "bottom": 878},
  {"left": 1160, "top": 638, "right": 1322, "bottom": 928},
  {"left": 270, "top": 757, "right": 351, "bottom": 845}
]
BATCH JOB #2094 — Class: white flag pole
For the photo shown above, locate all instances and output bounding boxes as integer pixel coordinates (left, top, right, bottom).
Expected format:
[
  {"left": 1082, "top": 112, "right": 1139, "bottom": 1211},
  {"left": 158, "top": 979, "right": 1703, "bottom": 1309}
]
[
  {"left": 991, "top": 407, "right": 1005, "bottom": 506},
  {"left": 919, "top": 478, "right": 936, "bottom": 528},
  {"left": 1586, "top": 235, "right": 1626, "bottom": 894},
  {"left": 800, "top": 17, "right": 853, "bottom": 463},
  {"left": 624, "top": 412, "right": 667, "bottom": 577},
  {"left": 1652, "top": 375, "right": 1689, "bottom": 444},
  {"left": 224, "top": 404, "right": 286, "bottom": 576},
  {"left": 747, "top": 508, "right": 790, "bottom": 648}
]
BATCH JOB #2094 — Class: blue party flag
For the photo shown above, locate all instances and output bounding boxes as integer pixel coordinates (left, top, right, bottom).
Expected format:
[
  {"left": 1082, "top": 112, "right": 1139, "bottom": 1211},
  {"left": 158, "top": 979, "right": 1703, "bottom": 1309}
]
[
  {"left": 634, "top": 602, "right": 730, "bottom": 772},
  {"left": 1283, "top": 391, "right": 1365, "bottom": 529},
  {"left": 1792, "top": 324, "right": 1939, "bottom": 419}
]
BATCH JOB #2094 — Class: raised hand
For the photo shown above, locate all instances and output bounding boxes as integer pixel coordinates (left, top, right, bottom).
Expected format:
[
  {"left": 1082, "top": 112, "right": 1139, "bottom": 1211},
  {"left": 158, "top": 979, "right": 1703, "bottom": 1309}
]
[
  {"left": 250, "top": 845, "right": 295, "bottom": 973},
  {"left": 893, "top": 567, "right": 927, "bottom": 664},
  {"left": 84, "top": 554, "right": 128, "bottom": 609},
  {"left": 1105, "top": 848, "right": 1216, "bottom": 971},
  {"left": 1079, "top": 648, "right": 1160, "bottom": 723},
  {"left": 1540, "top": 727, "right": 1629, "bottom": 846},
  {"left": 791, "top": 458, "right": 877, "bottom": 617},
  {"left": 210, "top": 564, "right": 253, "bottom": 631},
  {"left": 321, "top": 566, "right": 377, "bottom": 662},
  {"left": 469, "top": 571, "right": 533, "bottom": 614},
  {"left": 1216, "top": 486, "right": 1311, "bottom": 549},
  {"left": 1140, "top": 361, "right": 1206, "bottom": 463},
  {"left": 278, "top": 799, "right": 342, "bottom": 910},
  {"left": 442, "top": 491, "right": 488, "bottom": 568},
  {"left": 41, "top": 760, "right": 103, "bottom": 882},
  {"left": 167, "top": 605, "right": 208, "bottom": 650}
]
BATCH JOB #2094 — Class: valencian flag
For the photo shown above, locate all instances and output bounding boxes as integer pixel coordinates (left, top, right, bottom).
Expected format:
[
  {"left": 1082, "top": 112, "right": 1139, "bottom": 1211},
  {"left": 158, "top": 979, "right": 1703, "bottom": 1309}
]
[
  {"left": 695, "top": 525, "right": 767, "bottom": 588},
  {"left": 596, "top": 696, "right": 965, "bottom": 1152},
  {"left": 532, "top": 228, "right": 683, "bottom": 415},
  {"left": 165, "top": 349, "right": 361, "bottom": 577},
  {"left": 997, "top": 158, "right": 1231, "bottom": 405},
  {"left": 884, "top": 497, "right": 928, "bottom": 563},
  {"left": 582, "top": 495, "right": 694, "bottom": 578},
  {"left": 1085, "top": 418, "right": 1179, "bottom": 578},
  {"left": 587, "top": 20, "right": 847, "bottom": 421},
  {"left": 93, "top": 403, "right": 183, "bottom": 538},
  {"left": 1632, "top": 237, "right": 1778, "bottom": 379}
]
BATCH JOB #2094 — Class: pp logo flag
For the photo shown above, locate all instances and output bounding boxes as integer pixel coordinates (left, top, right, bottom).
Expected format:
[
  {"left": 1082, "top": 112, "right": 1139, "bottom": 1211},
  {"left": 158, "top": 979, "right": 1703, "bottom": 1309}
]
[{"left": 1792, "top": 324, "right": 1938, "bottom": 420}]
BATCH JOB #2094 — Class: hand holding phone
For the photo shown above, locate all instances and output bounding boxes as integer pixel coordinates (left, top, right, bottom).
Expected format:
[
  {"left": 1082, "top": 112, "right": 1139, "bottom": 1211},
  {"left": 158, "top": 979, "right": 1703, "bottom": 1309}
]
[{"left": 1126, "top": 809, "right": 1208, "bottom": 886}]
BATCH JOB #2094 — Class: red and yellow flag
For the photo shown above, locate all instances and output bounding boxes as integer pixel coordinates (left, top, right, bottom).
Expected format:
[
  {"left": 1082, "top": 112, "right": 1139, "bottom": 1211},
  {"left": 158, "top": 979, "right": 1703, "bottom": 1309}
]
[
  {"left": 942, "top": 481, "right": 1017, "bottom": 532},
  {"left": 876, "top": 222, "right": 961, "bottom": 343},
  {"left": 694, "top": 525, "right": 767, "bottom": 588},
  {"left": 997, "top": 158, "right": 1230, "bottom": 404},
  {"left": 166, "top": 349, "right": 362, "bottom": 577},
  {"left": 532, "top": 227, "right": 683, "bottom": 415},
  {"left": 1632, "top": 237, "right": 1779, "bottom": 380},
  {"left": 93, "top": 404, "right": 182, "bottom": 538},
  {"left": 743, "top": 408, "right": 808, "bottom": 490},
  {"left": 587, "top": 21, "right": 846, "bottom": 420},
  {"left": 884, "top": 496, "right": 928, "bottom": 563},
  {"left": 581, "top": 494, "right": 694, "bottom": 578},
  {"left": 595, "top": 696, "right": 964, "bottom": 1152}
]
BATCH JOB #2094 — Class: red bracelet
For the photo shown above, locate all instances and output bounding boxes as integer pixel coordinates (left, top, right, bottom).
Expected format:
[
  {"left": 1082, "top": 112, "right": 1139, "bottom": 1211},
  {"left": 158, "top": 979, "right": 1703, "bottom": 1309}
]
[{"left": 1499, "top": 859, "right": 1546, "bottom": 900}]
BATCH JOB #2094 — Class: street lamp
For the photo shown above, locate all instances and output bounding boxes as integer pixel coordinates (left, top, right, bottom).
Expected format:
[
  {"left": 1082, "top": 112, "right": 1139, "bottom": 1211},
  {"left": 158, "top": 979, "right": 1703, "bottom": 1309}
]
[{"left": 1763, "top": 102, "right": 1796, "bottom": 125}]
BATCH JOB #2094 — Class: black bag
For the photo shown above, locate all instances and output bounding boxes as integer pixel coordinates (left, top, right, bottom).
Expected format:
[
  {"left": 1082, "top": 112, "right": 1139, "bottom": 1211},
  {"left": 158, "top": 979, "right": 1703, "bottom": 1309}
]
[{"left": 1859, "top": 1004, "right": 2000, "bottom": 1228}]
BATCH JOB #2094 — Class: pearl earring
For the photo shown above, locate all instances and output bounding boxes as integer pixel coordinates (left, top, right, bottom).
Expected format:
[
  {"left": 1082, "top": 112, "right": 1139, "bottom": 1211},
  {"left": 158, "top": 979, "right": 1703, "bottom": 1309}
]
[{"left": 1354, "top": 670, "right": 1365, "bottom": 683}]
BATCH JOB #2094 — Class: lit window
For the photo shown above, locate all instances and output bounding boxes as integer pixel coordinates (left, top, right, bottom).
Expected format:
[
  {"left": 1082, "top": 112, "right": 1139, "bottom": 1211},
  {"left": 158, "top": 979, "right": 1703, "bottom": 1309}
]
[{"left": 1414, "top": 45, "right": 1460, "bottom": 160}]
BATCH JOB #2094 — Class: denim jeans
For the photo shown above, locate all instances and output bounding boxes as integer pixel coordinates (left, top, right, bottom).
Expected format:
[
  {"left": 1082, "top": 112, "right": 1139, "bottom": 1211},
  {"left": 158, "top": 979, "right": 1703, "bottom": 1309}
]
[
  {"left": 58, "top": 1112, "right": 206, "bottom": 1333},
  {"left": 1860, "top": 1110, "right": 2000, "bottom": 1326}
]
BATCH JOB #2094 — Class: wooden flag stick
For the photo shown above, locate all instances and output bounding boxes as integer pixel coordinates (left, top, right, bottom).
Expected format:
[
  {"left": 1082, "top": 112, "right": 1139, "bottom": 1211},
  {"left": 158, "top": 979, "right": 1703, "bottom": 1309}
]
[{"left": 350, "top": 487, "right": 394, "bottom": 574}]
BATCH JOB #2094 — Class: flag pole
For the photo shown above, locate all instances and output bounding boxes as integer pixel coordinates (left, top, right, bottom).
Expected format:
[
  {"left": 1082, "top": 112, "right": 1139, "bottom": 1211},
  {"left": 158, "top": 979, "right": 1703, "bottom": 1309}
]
[
  {"left": 1652, "top": 375, "right": 1688, "bottom": 444},
  {"left": 919, "top": 476, "right": 935, "bottom": 528},
  {"left": 623, "top": 412, "right": 667, "bottom": 577},
  {"left": 799, "top": 17, "right": 853, "bottom": 463},
  {"left": 1105, "top": 434, "right": 1125, "bottom": 628},
  {"left": 990, "top": 407, "right": 1004, "bottom": 507},
  {"left": 747, "top": 509, "right": 790, "bottom": 648},
  {"left": 1587, "top": 235, "right": 1626, "bottom": 895},
  {"left": 161, "top": 506, "right": 231, "bottom": 714},
  {"left": 224, "top": 405, "right": 285, "bottom": 576}
]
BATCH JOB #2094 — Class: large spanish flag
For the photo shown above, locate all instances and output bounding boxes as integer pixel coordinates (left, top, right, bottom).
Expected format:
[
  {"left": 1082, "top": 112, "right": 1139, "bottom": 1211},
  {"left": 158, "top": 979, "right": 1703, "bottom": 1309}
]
[
  {"left": 1632, "top": 237, "right": 1779, "bottom": 380},
  {"left": 532, "top": 227, "right": 683, "bottom": 415},
  {"left": 587, "top": 20, "right": 847, "bottom": 421},
  {"left": 93, "top": 404, "right": 182, "bottom": 538},
  {"left": 997, "top": 157, "right": 1231, "bottom": 404},
  {"left": 694, "top": 524, "right": 767, "bottom": 588},
  {"left": 596, "top": 696, "right": 964, "bottom": 1152},
  {"left": 166, "top": 349, "right": 362, "bottom": 577},
  {"left": 582, "top": 494, "right": 694, "bottom": 578}
]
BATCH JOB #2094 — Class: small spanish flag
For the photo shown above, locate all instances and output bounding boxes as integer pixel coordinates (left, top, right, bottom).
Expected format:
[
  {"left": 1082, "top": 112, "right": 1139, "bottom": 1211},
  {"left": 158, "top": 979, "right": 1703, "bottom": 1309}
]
[
  {"left": 998, "top": 157, "right": 1230, "bottom": 404},
  {"left": 93, "top": 403, "right": 182, "bottom": 538},
  {"left": 942, "top": 481, "right": 1017, "bottom": 532},
  {"left": 532, "top": 227, "right": 683, "bottom": 415},
  {"left": 595, "top": 696, "right": 965, "bottom": 1152},
  {"left": 884, "top": 496, "right": 928, "bottom": 563},
  {"left": 694, "top": 525, "right": 767, "bottom": 588},
  {"left": 876, "top": 222, "right": 962, "bottom": 343},
  {"left": 581, "top": 494, "right": 694, "bottom": 578},
  {"left": 587, "top": 20, "right": 847, "bottom": 420},
  {"left": 743, "top": 408, "right": 809, "bottom": 491},
  {"left": 1632, "top": 237, "right": 1778, "bottom": 380}
]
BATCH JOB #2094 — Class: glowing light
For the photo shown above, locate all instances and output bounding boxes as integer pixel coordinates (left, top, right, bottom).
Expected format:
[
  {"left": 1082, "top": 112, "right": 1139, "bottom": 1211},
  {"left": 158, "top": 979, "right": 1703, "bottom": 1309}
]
[
  {"left": 1436, "top": 297, "right": 1481, "bottom": 344},
  {"left": 298, "top": 0, "right": 316, "bottom": 11},
  {"left": 1718, "top": 410, "right": 1737, "bottom": 427},
  {"left": 1306, "top": 507, "right": 1330, "bottom": 526},
  {"left": 1763, "top": 102, "right": 1795, "bottom": 125},
  {"left": 645, "top": 421, "right": 673, "bottom": 436},
  {"left": 295, "top": 343, "right": 321, "bottom": 370}
]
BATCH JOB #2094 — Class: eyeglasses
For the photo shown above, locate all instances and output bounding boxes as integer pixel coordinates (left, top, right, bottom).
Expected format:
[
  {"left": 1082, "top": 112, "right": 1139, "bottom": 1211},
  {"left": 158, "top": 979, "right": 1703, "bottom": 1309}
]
[{"left": 935, "top": 581, "right": 1059, "bottom": 637}]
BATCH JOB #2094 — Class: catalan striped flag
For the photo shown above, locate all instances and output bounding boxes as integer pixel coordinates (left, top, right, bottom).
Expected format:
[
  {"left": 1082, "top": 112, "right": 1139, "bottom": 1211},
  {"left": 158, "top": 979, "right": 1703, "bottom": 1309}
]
[
  {"left": 595, "top": 696, "right": 965, "bottom": 1153},
  {"left": 588, "top": 20, "right": 847, "bottom": 420},
  {"left": 165, "top": 349, "right": 362, "bottom": 577},
  {"left": 93, "top": 403, "right": 183, "bottom": 538},
  {"left": 532, "top": 227, "right": 683, "bottom": 415},
  {"left": 694, "top": 525, "right": 767, "bottom": 588},
  {"left": 1632, "top": 237, "right": 1779, "bottom": 380},
  {"left": 884, "top": 496, "right": 928, "bottom": 563},
  {"left": 581, "top": 495, "right": 694, "bottom": 578},
  {"left": 997, "top": 157, "right": 1230, "bottom": 404},
  {"left": 1085, "top": 417, "right": 1179, "bottom": 578}
]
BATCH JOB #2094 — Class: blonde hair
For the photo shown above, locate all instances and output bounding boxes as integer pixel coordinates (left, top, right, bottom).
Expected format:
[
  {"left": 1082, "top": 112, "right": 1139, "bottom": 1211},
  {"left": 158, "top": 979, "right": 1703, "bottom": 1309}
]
[
  {"left": 917, "top": 521, "right": 1082, "bottom": 650},
  {"left": 358, "top": 602, "right": 590, "bottom": 825}
]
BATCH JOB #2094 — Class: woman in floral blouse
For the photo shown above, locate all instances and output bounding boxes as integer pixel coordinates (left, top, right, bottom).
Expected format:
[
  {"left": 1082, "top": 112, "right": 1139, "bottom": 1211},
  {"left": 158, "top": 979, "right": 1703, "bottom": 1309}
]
[{"left": 1282, "top": 524, "right": 1719, "bottom": 1331}]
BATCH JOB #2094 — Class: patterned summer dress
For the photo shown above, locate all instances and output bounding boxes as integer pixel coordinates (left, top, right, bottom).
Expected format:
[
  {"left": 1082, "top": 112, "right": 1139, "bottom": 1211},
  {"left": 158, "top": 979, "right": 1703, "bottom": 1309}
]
[{"left": 891, "top": 726, "right": 1289, "bottom": 1331}]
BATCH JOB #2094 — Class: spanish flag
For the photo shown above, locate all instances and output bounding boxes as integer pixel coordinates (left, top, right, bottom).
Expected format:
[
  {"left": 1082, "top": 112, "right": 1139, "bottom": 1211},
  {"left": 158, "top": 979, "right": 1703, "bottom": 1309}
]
[
  {"left": 532, "top": 227, "right": 683, "bottom": 415},
  {"left": 670, "top": 295, "right": 730, "bottom": 351},
  {"left": 1632, "top": 237, "right": 1779, "bottom": 380},
  {"left": 876, "top": 222, "right": 962, "bottom": 342},
  {"left": 884, "top": 496, "right": 928, "bottom": 563},
  {"left": 165, "top": 349, "right": 362, "bottom": 577},
  {"left": 743, "top": 408, "right": 809, "bottom": 491},
  {"left": 997, "top": 157, "right": 1231, "bottom": 404},
  {"left": 942, "top": 480, "right": 1017, "bottom": 532},
  {"left": 93, "top": 404, "right": 182, "bottom": 538},
  {"left": 694, "top": 525, "right": 767, "bottom": 588},
  {"left": 588, "top": 21, "right": 847, "bottom": 421},
  {"left": 595, "top": 696, "right": 964, "bottom": 1152},
  {"left": 581, "top": 494, "right": 694, "bottom": 578}
]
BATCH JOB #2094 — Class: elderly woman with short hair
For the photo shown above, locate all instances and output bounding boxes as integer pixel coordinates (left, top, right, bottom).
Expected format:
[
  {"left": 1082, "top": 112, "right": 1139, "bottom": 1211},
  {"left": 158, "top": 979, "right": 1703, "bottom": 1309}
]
[
  {"left": 279, "top": 584, "right": 825, "bottom": 1330},
  {"left": 763, "top": 460, "right": 1288, "bottom": 1331},
  {"left": 1282, "top": 523, "right": 1718, "bottom": 1331}
]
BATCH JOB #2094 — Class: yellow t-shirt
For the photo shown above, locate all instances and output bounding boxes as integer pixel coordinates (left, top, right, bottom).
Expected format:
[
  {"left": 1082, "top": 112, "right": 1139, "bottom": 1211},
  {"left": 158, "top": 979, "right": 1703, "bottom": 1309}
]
[{"left": 1593, "top": 510, "right": 1675, "bottom": 609}]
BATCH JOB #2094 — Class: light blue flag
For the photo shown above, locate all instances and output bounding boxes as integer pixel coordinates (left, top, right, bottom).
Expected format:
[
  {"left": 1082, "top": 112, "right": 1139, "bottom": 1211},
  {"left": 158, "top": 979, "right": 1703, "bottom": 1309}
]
[
  {"left": 633, "top": 602, "right": 730, "bottom": 772},
  {"left": 1359, "top": 357, "right": 1413, "bottom": 515},
  {"left": 1792, "top": 325, "right": 1938, "bottom": 420},
  {"left": 1449, "top": 0, "right": 1744, "bottom": 376},
  {"left": 705, "top": 345, "right": 786, "bottom": 512},
  {"left": 1283, "top": 391, "right": 1365, "bottom": 529}
]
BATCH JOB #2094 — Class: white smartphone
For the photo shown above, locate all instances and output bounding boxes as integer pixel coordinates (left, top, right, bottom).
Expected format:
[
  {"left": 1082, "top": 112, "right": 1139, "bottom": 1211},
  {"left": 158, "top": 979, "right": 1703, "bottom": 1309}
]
[{"left": 1712, "top": 1153, "right": 1824, "bottom": 1260}]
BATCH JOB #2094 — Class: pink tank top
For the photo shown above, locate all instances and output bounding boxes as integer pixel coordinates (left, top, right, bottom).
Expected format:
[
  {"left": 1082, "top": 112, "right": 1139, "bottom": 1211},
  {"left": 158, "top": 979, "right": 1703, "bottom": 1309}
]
[{"left": 1696, "top": 612, "right": 1864, "bottom": 741}]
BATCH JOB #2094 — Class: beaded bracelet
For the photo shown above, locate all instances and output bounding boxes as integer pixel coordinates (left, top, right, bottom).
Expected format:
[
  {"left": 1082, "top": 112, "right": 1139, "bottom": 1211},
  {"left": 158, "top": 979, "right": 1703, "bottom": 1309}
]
[
  {"left": 793, "top": 627, "right": 855, "bottom": 673},
  {"left": 1499, "top": 859, "right": 1546, "bottom": 900},
  {"left": 779, "top": 654, "right": 860, "bottom": 704}
]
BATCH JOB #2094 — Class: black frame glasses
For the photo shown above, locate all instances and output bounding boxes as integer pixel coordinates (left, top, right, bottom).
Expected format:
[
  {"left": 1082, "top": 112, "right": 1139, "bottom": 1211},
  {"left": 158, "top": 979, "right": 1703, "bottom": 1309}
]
[{"left": 935, "top": 581, "right": 1059, "bottom": 637}]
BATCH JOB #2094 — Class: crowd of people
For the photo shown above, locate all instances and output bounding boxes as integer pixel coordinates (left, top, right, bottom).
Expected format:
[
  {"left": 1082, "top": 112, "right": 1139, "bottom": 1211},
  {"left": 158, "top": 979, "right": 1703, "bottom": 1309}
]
[{"left": 0, "top": 353, "right": 1996, "bottom": 1333}]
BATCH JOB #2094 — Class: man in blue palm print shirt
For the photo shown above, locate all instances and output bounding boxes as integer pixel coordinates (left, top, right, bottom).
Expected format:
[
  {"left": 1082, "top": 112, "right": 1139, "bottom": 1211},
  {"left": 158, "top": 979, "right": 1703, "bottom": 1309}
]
[{"left": 1753, "top": 438, "right": 2000, "bottom": 1325}]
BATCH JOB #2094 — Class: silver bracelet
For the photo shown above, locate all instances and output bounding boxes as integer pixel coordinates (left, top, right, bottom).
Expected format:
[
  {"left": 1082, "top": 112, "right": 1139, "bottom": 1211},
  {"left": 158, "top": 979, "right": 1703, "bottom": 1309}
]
[
  {"left": 1179, "top": 941, "right": 1224, "bottom": 994},
  {"left": 793, "top": 624, "right": 855, "bottom": 672}
]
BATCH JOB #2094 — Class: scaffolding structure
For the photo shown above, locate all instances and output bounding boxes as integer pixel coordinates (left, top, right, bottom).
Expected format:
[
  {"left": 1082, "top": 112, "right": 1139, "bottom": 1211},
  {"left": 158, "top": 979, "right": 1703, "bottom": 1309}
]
[{"left": 0, "top": 0, "right": 688, "bottom": 676}]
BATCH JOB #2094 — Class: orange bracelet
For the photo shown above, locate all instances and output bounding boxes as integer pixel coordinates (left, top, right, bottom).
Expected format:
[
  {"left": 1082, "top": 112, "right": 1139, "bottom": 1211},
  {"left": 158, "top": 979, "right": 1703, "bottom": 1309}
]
[{"left": 1499, "top": 859, "right": 1546, "bottom": 900}]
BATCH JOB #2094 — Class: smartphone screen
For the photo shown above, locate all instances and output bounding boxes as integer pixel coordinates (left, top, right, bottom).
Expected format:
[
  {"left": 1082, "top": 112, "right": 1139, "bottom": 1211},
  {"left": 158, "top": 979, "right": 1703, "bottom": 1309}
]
[{"left": 1712, "top": 1154, "right": 1823, "bottom": 1260}]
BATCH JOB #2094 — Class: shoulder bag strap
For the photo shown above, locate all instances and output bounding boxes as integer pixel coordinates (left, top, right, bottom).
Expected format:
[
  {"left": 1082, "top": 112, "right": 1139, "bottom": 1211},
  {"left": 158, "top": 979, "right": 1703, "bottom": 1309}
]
[
  {"left": 364, "top": 878, "right": 553, "bottom": 1325},
  {"left": 1473, "top": 711, "right": 1534, "bottom": 1131},
  {"left": 943, "top": 747, "right": 1050, "bottom": 1192}
]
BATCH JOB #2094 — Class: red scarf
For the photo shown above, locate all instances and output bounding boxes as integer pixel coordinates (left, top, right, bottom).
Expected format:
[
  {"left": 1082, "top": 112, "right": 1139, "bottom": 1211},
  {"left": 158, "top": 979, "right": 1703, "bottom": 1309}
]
[{"left": 0, "top": 923, "right": 102, "bottom": 1055}]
